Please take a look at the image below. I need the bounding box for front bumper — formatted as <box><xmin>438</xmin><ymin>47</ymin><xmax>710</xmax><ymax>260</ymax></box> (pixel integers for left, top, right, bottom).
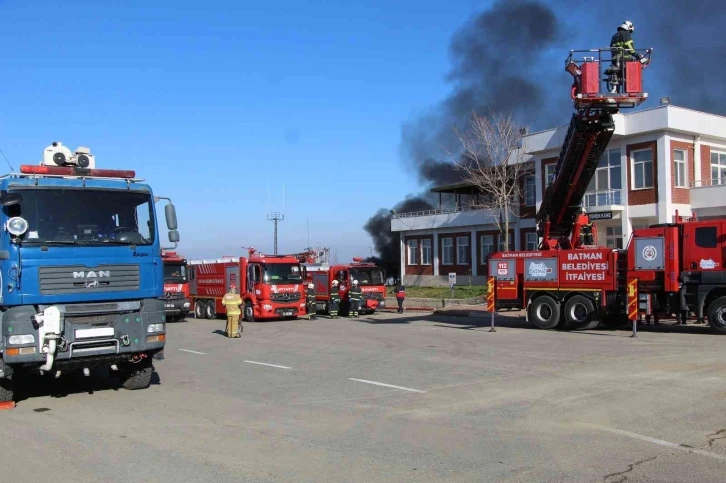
<box><xmin>161</xmin><ymin>297</ymin><xmax>191</xmax><ymax>315</ymax></box>
<box><xmin>1</xmin><ymin>299</ymin><xmax>166</xmax><ymax>369</ymax></box>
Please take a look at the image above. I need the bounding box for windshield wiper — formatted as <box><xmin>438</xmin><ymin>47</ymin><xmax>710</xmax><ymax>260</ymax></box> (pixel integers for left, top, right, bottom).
<box><xmin>38</xmin><ymin>240</ymin><xmax>81</xmax><ymax>246</ymax></box>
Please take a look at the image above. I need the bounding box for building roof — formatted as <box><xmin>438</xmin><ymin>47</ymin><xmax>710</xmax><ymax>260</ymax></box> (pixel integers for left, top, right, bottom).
<box><xmin>430</xmin><ymin>180</ymin><xmax>477</xmax><ymax>194</ymax></box>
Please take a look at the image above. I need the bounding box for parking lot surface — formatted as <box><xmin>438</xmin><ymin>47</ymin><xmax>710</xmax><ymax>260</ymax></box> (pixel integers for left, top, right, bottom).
<box><xmin>2</xmin><ymin>311</ymin><xmax>726</xmax><ymax>482</ymax></box>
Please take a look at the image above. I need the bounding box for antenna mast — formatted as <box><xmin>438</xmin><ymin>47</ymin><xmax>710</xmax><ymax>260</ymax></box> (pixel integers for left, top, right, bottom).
<box><xmin>267</xmin><ymin>185</ymin><xmax>285</xmax><ymax>255</ymax></box>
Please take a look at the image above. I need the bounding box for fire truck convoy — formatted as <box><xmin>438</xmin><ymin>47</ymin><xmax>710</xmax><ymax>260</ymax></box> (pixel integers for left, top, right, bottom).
<box><xmin>160</xmin><ymin>250</ymin><xmax>191</xmax><ymax>321</ymax></box>
<box><xmin>188</xmin><ymin>249</ymin><xmax>306</xmax><ymax>321</ymax></box>
<box><xmin>302</xmin><ymin>258</ymin><xmax>386</xmax><ymax>316</ymax></box>
<box><xmin>0</xmin><ymin>142</ymin><xmax>179</xmax><ymax>403</ymax></box>
<box><xmin>487</xmin><ymin>48</ymin><xmax>726</xmax><ymax>335</ymax></box>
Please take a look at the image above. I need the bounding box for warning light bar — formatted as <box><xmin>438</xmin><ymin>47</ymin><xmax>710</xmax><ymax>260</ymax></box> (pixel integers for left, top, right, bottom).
<box><xmin>19</xmin><ymin>165</ymin><xmax>136</xmax><ymax>178</ymax></box>
<box><xmin>352</xmin><ymin>257</ymin><xmax>364</xmax><ymax>263</ymax></box>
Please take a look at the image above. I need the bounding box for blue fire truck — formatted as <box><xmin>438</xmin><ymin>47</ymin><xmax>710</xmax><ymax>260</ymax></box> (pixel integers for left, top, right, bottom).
<box><xmin>0</xmin><ymin>142</ymin><xmax>179</xmax><ymax>403</ymax></box>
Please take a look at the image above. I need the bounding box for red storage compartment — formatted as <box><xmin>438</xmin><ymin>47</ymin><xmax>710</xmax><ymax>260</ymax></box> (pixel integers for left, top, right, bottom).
<box><xmin>625</xmin><ymin>61</ymin><xmax>642</xmax><ymax>93</ymax></box>
<box><xmin>580</xmin><ymin>61</ymin><xmax>600</xmax><ymax>95</ymax></box>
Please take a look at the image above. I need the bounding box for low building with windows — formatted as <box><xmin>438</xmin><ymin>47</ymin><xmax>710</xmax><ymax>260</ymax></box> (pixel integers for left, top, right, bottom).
<box><xmin>391</xmin><ymin>104</ymin><xmax>726</xmax><ymax>286</ymax></box>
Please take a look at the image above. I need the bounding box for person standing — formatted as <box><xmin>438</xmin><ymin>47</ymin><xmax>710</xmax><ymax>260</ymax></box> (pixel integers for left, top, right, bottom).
<box><xmin>392</xmin><ymin>284</ymin><xmax>406</xmax><ymax>314</ymax></box>
<box><xmin>221</xmin><ymin>284</ymin><xmax>243</xmax><ymax>338</ymax></box>
<box><xmin>329</xmin><ymin>279</ymin><xmax>340</xmax><ymax>318</ymax></box>
<box><xmin>306</xmin><ymin>282</ymin><xmax>317</xmax><ymax>320</ymax></box>
<box><xmin>348</xmin><ymin>280</ymin><xmax>361</xmax><ymax>318</ymax></box>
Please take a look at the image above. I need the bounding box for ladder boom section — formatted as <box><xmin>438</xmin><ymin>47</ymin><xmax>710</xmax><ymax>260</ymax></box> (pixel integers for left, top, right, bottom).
<box><xmin>536</xmin><ymin>111</ymin><xmax>615</xmax><ymax>243</ymax></box>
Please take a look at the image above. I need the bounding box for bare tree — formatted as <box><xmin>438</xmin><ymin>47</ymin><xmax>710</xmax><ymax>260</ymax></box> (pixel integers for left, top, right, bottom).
<box><xmin>454</xmin><ymin>110</ymin><xmax>532</xmax><ymax>252</ymax></box>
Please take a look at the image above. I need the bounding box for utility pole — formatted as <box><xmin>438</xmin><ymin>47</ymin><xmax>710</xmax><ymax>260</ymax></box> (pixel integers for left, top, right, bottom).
<box><xmin>267</xmin><ymin>212</ymin><xmax>284</xmax><ymax>255</ymax></box>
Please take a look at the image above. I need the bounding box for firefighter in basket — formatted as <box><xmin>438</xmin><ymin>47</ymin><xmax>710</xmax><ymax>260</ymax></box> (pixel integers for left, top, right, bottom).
<box><xmin>348</xmin><ymin>280</ymin><xmax>361</xmax><ymax>317</ymax></box>
<box><xmin>222</xmin><ymin>284</ymin><xmax>243</xmax><ymax>338</ymax></box>
<box><xmin>329</xmin><ymin>279</ymin><xmax>340</xmax><ymax>318</ymax></box>
<box><xmin>306</xmin><ymin>282</ymin><xmax>317</xmax><ymax>320</ymax></box>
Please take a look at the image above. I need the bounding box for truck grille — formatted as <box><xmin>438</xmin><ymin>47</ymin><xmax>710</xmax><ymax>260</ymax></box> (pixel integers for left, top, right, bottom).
<box><xmin>39</xmin><ymin>264</ymin><xmax>140</xmax><ymax>295</ymax></box>
<box><xmin>270</xmin><ymin>292</ymin><xmax>301</xmax><ymax>302</ymax></box>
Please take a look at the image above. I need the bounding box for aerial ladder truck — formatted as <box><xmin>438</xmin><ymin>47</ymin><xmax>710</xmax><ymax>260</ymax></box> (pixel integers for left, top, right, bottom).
<box><xmin>486</xmin><ymin>47</ymin><xmax>653</xmax><ymax>330</ymax></box>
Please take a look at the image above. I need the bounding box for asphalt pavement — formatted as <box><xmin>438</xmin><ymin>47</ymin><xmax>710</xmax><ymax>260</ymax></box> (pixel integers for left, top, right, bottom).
<box><xmin>2</xmin><ymin>311</ymin><xmax>726</xmax><ymax>482</ymax></box>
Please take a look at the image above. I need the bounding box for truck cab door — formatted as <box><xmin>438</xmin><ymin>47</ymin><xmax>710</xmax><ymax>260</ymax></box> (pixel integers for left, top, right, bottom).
<box><xmin>683</xmin><ymin>224</ymin><xmax>722</xmax><ymax>271</ymax></box>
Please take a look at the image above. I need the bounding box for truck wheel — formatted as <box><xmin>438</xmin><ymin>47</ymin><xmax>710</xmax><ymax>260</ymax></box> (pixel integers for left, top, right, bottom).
<box><xmin>120</xmin><ymin>360</ymin><xmax>153</xmax><ymax>390</ymax></box>
<box><xmin>565</xmin><ymin>295</ymin><xmax>598</xmax><ymax>330</ymax></box>
<box><xmin>707</xmin><ymin>296</ymin><xmax>726</xmax><ymax>335</ymax></box>
<box><xmin>530</xmin><ymin>295</ymin><xmax>560</xmax><ymax>329</ymax></box>
<box><xmin>205</xmin><ymin>300</ymin><xmax>216</xmax><ymax>319</ymax></box>
<box><xmin>0</xmin><ymin>377</ymin><xmax>14</xmax><ymax>403</ymax></box>
<box><xmin>194</xmin><ymin>301</ymin><xmax>204</xmax><ymax>319</ymax></box>
<box><xmin>244</xmin><ymin>301</ymin><xmax>255</xmax><ymax>322</ymax></box>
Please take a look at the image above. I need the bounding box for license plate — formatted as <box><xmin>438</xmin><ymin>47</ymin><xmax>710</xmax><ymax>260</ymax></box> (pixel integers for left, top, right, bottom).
<box><xmin>75</xmin><ymin>327</ymin><xmax>115</xmax><ymax>339</ymax></box>
<box><xmin>165</xmin><ymin>304</ymin><xmax>175</xmax><ymax>308</ymax></box>
<box><xmin>281</xmin><ymin>310</ymin><xmax>293</xmax><ymax>316</ymax></box>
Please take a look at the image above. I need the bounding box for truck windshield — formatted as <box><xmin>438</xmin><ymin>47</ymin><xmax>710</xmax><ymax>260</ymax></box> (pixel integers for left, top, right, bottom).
<box><xmin>164</xmin><ymin>263</ymin><xmax>187</xmax><ymax>282</ymax></box>
<box><xmin>263</xmin><ymin>263</ymin><xmax>303</xmax><ymax>284</ymax></box>
<box><xmin>350</xmin><ymin>267</ymin><xmax>384</xmax><ymax>286</ymax></box>
<box><xmin>10</xmin><ymin>187</ymin><xmax>155</xmax><ymax>246</ymax></box>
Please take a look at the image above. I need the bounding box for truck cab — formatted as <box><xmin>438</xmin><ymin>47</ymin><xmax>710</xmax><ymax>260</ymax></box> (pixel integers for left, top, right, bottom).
<box><xmin>161</xmin><ymin>250</ymin><xmax>191</xmax><ymax>321</ymax></box>
<box><xmin>0</xmin><ymin>142</ymin><xmax>179</xmax><ymax>404</ymax></box>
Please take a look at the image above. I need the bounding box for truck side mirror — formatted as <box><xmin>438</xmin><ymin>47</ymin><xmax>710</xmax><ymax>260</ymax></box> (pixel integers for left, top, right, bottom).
<box><xmin>165</xmin><ymin>203</ymin><xmax>178</xmax><ymax>230</ymax></box>
<box><xmin>168</xmin><ymin>230</ymin><xmax>180</xmax><ymax>243</ymax></box>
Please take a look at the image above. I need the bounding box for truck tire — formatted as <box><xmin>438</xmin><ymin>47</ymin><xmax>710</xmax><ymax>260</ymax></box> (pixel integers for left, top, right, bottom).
<box><xmin>205</xmin><ymin>300</ymin><xmax>216</xmax><ymax>319</ymax></box>
<box><xmin>530</xmin><ymin>295</ymin><xmax>560</xmax><ymax>329</ymax></box>
<box><xmin>194</xmin><ymin>300</ymin><xmax>204</xmax><ymax>319</ymax></box>
<box><xmin>707</xmin><ymin>296</ymin><xmax>726</xmax><ymax>335</ymax></box>
<box><xmin>0</xmin><ymin>377</ymin><xmax>14</xmax><ymax>403</ymax></box>
<box><xmin>120</xmin><ymin>360</ymin><xmax>153</xmax><ymax>390</ymax></box>
<box><xmin>564</xmin><ymin>295</ymin><xmax>599</xmax><ymax>330</ymax></box>
<box><xmin>244</xmin><ymin>301</ymin><xmax>255</xmax><ymax>322</ymax></box>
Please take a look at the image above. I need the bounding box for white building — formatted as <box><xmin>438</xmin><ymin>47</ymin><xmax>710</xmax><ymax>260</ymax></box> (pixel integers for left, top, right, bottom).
<box><xmin>391</xmin><ymin>104</ymin><xmax>726</xmax><ymax>286</ymax></box>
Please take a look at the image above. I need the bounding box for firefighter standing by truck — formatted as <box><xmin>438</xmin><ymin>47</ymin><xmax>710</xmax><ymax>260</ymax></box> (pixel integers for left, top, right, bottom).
<box><xmin>306</xmin><ymin>282</ymin><xmax>317</xmax><ymax>320</ymax></box>
<box><xmin>329</xmin><ymin>279</ymin><xmax>340</xmax><ymax>318</ymax></box>
<box><xmin>348</xmin><ymin>280</ymin><xmax>361</xmax><ymax>317</ymax></box>
<box><xmin>222</xmin><ymin>284</ymin><xmax>243</xmax><ymax>338</ymax></box>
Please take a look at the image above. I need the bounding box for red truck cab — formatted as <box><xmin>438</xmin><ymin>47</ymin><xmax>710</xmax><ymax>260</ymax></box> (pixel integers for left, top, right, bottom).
<box><xmin>303</xmin><ymin>258</ymin><xmax>385</xmax><ymax>316</ymax></box>
<box><xmin>161</xmin><ymin>250</ymin><xmax>191</xmax><ymax>321</ymax></box>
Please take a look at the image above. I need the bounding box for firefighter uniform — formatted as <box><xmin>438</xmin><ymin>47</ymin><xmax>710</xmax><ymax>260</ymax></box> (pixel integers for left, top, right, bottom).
<box><xmin>329</xmin><ymin>280</ymin><xmax>340</xmax><ymax>318</ymax></box>
<box><xmin>222</xmin><ymin>286</ymin><xmax>243</xmax><ymax>338</ymax></box>
<box><xmin>306</xmin><ymin>283</ymin><xmax>317</xmax><ymax>320</ymax></box>
<box><xmin>393</xmin><ymin>285</ymin><xmax>406</xmax><ymax>313</ymax></box>
<box><xmin>348</xmin><ymin>280</ymin><xmax>362</xmax><ymax>317</ymax></box>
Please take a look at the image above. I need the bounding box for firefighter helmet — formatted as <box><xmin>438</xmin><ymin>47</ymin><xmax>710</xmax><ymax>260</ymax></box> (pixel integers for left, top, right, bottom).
<box><xmin>332</xmin><ymin>280</ymin><xmax>339</xmax><ymax>286</ymax></box>
<box><xmin>308</xmin><ymin>283</ymin><xmax>314</xmax><ymax>289</ymax></box>
<box><xmin>352</xmin><ymin>280</ymin><xmax>359</xmax><ymax>285</ymax></box>
<box><xmin>620</xmin><ymin>20</ymin><xmax>634</xmax><ymax>32</ymax></box>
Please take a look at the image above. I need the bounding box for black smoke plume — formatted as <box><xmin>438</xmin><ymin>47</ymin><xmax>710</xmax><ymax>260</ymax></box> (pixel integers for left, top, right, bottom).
<box><xmin>366</xmin><ymin>0</ymin><xmax>726</xmax><ymax>275</ymax></box>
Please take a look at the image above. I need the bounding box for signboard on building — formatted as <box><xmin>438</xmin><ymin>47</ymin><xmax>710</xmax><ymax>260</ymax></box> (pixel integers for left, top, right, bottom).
<box><xmin>588</xmin><ymin>211</ymin><xmax>613</xmax><ymax>220</ymax></box>
<box><xmin>448</xmin><ymin>273</ymin><xmax>456</xmax><ymax>285</ymax></box>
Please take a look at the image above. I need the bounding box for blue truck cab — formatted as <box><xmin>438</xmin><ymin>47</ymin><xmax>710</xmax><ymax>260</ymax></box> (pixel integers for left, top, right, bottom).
<box><xmin>0</xmin><ymin>142</ymin><xmax>179</xmax><ymax>403</ymax></box>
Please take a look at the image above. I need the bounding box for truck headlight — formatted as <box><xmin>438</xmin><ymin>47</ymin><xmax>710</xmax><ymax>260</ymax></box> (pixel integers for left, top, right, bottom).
<box><xmin>183</xmin><ymin>301</ymin><xmax>190</xmax><ymax>308</ymax></box>
<box><xmin>7</xmin><ymin>216</ymin><xmax>29</xmax><ymax>237</ymax></box>
<box><xmin>147</xmin><ymin>323</ymin><xmax>165</xmax><ymax>333</ymax></box>
<box><xmin>8</xmin><ymin>334</ymin><xmax>35</xmax><ymax>345</ymax></box>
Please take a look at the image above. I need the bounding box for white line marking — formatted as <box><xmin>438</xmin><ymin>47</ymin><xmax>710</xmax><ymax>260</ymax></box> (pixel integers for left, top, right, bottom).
<box><xmin>581</xmin><ymin>423</ymin><xmax>726</xmax><ymax>462</ymax></box>
<box><xmin>348</xmin><ymin>378</ymin><xmax>426</xmax><ymax>393</ymax></box>
<box><xmin>243</xmin><ymin>360</ymin><xmax>292</xmax><ymax>370</ymax></box>
<box><xmin>178</xmin><ymin>349</ymin><xmax>207</xmax><ymax>355</ymax></box>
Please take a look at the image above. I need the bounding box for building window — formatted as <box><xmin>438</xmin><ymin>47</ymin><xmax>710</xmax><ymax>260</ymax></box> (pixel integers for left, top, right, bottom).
<box><xmin>442</xmin><ymin>237</ymin><xmax>454</xmax><ymax>265</ymax></box>
<box><xmin>695</xmin><ymin>226</ymin><xmax>717</xmax><ymax>248</ymax></box>
<box><xmin>525</xmin><ymin>232</ymin><xmax>538</xmax><ymax>251</ymax></box>
<box><xmin>674</xmin><ymin>149</ymin><xmax>687</xmax><ymax>188</ymax></box>
<box><xmin>711</xmin><ymin>151</ymin><xmax>726</xmax><ymax>186</ymax></box>
<box><xmin>631</xmin><ymin>148</ymin><xmax>654</xmax><ymax>189</ymax></box>
<box><xmin>606</xmin><ymin>226</ymin><xmax>623</xmax><ymax>249</ymax></box>
<box><xmin>457</xmin><ymin>236</ymin><xmax>470</xmax><ymax>264</ymax></box>
<box><xmin>480</xmin><ymin>234</ymin><xmax>494</xmax><ymax>263</ymax></box>
<box><xmin>421</xmin><ymin>239</ymin><xmax>432</xmax><ymax>265</ymax></box>
<box><xmin>586</xmin><ymin>149</ymin><xmax>622</xmax><ymax>205</ymax></box>
<box><xmin>545</xmin><ymin>164</ymin><xmax>556</xmax><ymax>187</ymax></box>
<box><xmin>523</xmin><ymin>175</ymin><xmax>536</xmax><ymax>206</ymax></box>
<box><xmin>498</xmin><ymin>233</ymin><xmax>514</xmax><ymax>251</ymax></box>
<box><xmin>407</xmin><ymin>239</ymin><xmax>418</xmax><ymax>265</ymax></box>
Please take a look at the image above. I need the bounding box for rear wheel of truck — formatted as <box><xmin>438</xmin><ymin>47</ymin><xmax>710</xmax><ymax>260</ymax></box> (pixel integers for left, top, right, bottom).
<box><xmin>244</xmin><ymin>301</ymin><xmax>255</xmax><ymax>322</ymax></box>
<box><xmin>564</xmin><ymin>295</ymin><xmax>599</xmax><ymax>330</ymax></box>
<box><xmin>530</xmin><ymin>295</ymin><xmax>560</xmax><ymax>330</ymax></box>
<box><xmin>0</xmin><ymin>377</ymin><xmax>14</xmax><ymax>403</ymax></box>
<box><xmin>205</xmin><ymin>300</ymin><xmax>216</xmax><ymax>319</ymax></box>
<box><xmin>707</xmin><ymin>297</ymin><xmax>726</xmax><ymax>335</ymax></box>
<box><xmin>194</xmin><ymin>301</ymin><xmax>204</xmax><ymax>319</ymax></box>
<box><xmin>120</xmin><ymin>359</ymin><xmax>153</xmax><ymax>390</ymax></box>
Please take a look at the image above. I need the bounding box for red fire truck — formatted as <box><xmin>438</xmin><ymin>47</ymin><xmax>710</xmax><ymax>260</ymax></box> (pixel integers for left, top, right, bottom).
<box><xmin>188</xmin><ymin>248</ymin><xmax>306</xmax><ymax>321</ymax></box>
<box><xmin>486</xmin><ymin>47</ymin><xmax>726</xmax><ymax>335</ymax></box>
<box><xmin>302</xmin><ymin>258</ymin><xmax>386</xmax><ymax>316</ymax></box>
<box><xmin>160</xmin><ymin>250</ymin><xmax>191</xmax><ymax>321</ymax></box>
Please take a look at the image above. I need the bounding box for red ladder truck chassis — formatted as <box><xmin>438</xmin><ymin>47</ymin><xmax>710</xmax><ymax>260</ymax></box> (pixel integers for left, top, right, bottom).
<box><xmin>188</xmin><ymin>250</ymin><xmax>306</xmax><ymax>322</ymax></box>
<box><xmin>160</xmin><ymin>250</ymin><xmax>191</xmax><ymax>321</ymax></box>
<box><xmin>302</xmin><ymin>258</ymin><xmax>386</xmax><ymax>316</ymax></box>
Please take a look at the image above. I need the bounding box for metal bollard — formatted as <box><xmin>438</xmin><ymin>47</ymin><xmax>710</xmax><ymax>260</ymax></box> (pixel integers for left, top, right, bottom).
<box><xmin>631</xmin><ymin>316</ymin><xmax>638</xmax><ymax>338</ymax></box>
<box><xmin>489</xmin><ymin>311</ymin><xmax>496</xmax><ymax>332</ymax></box>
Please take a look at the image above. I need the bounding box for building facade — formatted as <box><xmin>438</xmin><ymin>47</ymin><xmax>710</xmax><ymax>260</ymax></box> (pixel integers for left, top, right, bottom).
<box><xmin>391</xmin><ymin>104</ymin><xmax>726</xmax><ymax>286</ymax></box>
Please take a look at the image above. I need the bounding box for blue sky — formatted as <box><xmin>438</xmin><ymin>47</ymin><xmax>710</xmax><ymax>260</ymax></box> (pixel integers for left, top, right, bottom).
<box><xmin>0</xmin><ymin>0</ymin><xmax>488</xmax><ymax>262</ymax></box>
